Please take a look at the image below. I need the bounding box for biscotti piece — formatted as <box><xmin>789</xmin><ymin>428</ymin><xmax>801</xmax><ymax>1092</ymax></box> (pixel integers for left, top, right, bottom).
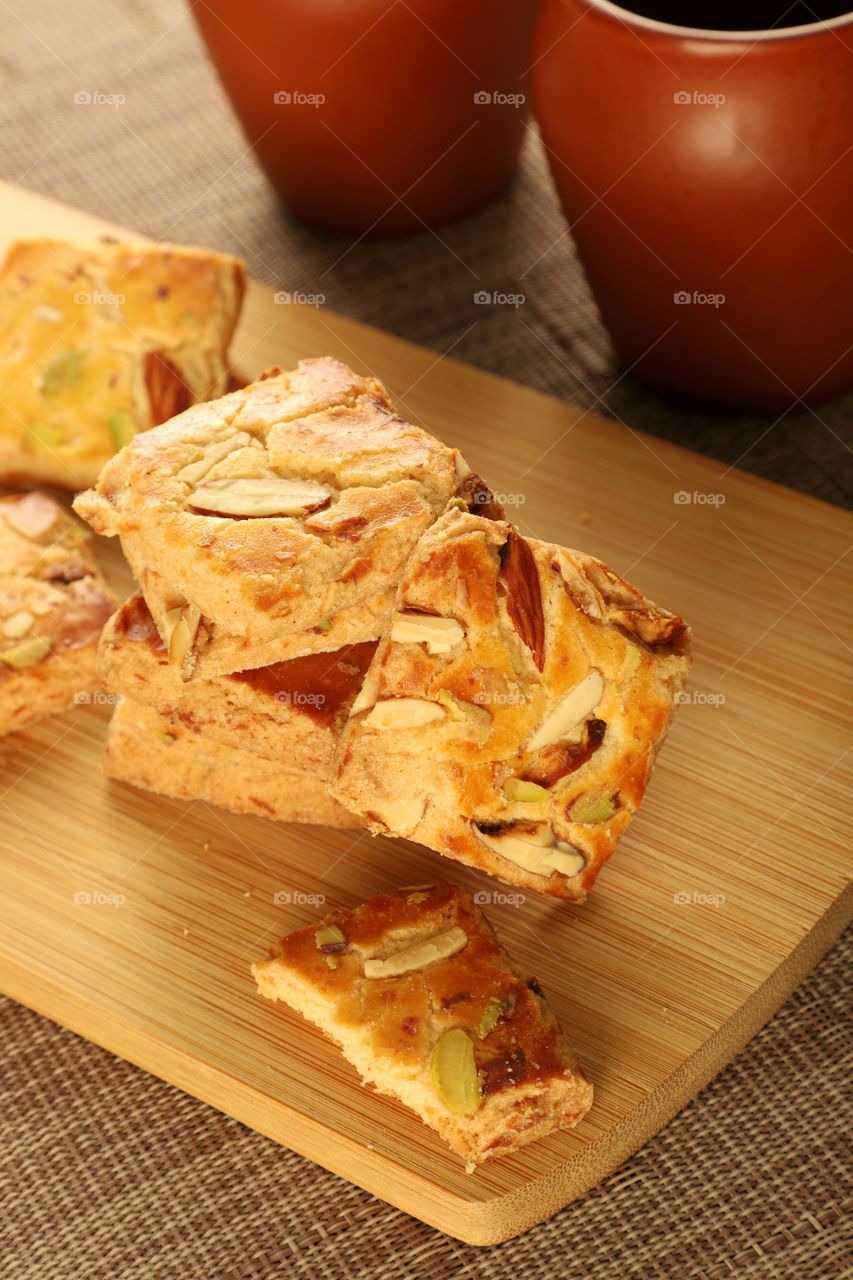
<box><xmin>252</xmin><ymin>882</ymin><xmax>593</xmax><ymax>1169</ymax></box>
<box><xmin>331</xmin><ymin>509</ymin><xmax>691</xmax><ymax>902</ymax></box>
<box><xmin>0</xmin><ymin>492</ymin><xmax>117</xmax><ymax>736</ymax></box>
<box><xmin>104</xmin><ymin>697</ymin><xmax>361</xmax><ymax>828</ymax></box>
<box><xmin>0</xmin><ymin>238</ymin><xmax>245</xmax><ymax>489</ymax></box>
<box><xmin>73</xmin><ymin>357</ymin><xmax>501</xmax><ymax>665</ymax></box>
<box><xmin>99</xmin><ymin>594</ymin><xmax>377</xmax><ymax>767</ymax></box>
<box><xmin>137</xmin><ymin>564</ymin><xmax>395</xmax><ymax>681</ymax></box>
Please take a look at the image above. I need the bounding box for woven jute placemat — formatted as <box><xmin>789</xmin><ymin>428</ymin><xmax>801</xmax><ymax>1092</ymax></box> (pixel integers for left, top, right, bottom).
<box><xmin>2</xmin><ymin>929</ymin><xmax>850</xmax><ymax>1279</ymax></box>
<box><xmin>0</xmin><ymin>2</ymin><xmax>850</xmax><ymax>1276</ymax></box>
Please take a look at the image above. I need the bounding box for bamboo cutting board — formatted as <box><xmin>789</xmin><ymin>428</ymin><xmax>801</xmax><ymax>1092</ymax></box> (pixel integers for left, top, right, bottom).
<box><xmin>1</xmin><ymin>183</ymin><xmax>851</xmax><ymax>1245</ymax></box>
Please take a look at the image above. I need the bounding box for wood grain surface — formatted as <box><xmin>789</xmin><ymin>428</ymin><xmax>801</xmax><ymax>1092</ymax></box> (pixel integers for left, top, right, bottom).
<box><xmin>1</xmin><ymin>183</ymin><xmax>850</xmax><ymax>1244</ymax></box>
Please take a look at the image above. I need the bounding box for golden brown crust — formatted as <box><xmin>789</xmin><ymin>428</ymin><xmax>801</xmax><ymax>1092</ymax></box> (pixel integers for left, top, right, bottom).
<box><xmin>252</xmin><ymin>883</ymin><xmax>593</xmax><ymax>1167</ymax></box>
<box><xmin>330</xmin><ymin>510</ymin><xmax>691</xmax><ymax>901</ymax></box>
<box><xmin>0</xmin><ymin>238</ymin><xmax>245</xmax><ymax>489</ymax></box>
<box><xmin>73</xmin><ymin>358</ymin><xmax>502</xmax><ymax>660</ymax></box>
<box><xmin>0</xmin><ymin>492</ymin><xmax>117</xmax><ymax>735</ymax></box>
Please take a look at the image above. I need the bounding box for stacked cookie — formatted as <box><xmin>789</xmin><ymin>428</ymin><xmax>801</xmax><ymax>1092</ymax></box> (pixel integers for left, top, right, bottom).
<box><xmin>75</xmin><ymin>355</ymin><xmax>691</xmax><ymax>902</ymax></box>
<box><xmin>74</xmin><ymin>357</ymin><xmax>500</xmax><ymax>828</ymax></box>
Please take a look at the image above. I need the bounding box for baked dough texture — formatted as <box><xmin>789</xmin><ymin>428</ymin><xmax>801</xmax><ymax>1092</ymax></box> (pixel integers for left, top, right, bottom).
<box><xmin>0</xmin><ymin>238</ymin><xmax>245</xmax><ymax>489</ymax></box>
<box><xmin>73</xmin><ymin>357</ymin><xmax>501</xmax><ymax>671</ymax></box>
<box><xmin>0</xmin><ymin>492</ymin><xmax>117</xmax><ymax>736</ymax></box>
<box><xmin>330</xmin><ymin>509</ymin><xmax>691</xmax><ymax>901</ymax></box>
<box><xmin>252</xmin><ymin>882</ymin><xmax>593</xmax><ymax>1169</ymax></box>
<box><xmin>104</xmin><ymin>696</ymin><xmax>361</xmax><ymax>828</ymax></box>
<box><xmin>99</xmin><ymin>594</ymin><xmax>377</xmax><ymax>769</ymax></box>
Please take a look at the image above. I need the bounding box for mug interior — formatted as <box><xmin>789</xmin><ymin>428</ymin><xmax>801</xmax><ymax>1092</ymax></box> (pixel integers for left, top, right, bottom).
<box><xmin>586</xmin><ymin>0</ymin><xmax>853</xmax><ymax>39</ymax></box>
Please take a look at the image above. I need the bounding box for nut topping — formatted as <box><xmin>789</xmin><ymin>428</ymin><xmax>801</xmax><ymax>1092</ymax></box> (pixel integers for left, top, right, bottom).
<box><xmin>525</xmin><ymin>671</ymin><xmax>604</xmax><ymax>754</ymax></box>
<box><xmin>391</xmin><ymin>612</ymin><xmax>464</xmax><ymax>654</ymax></box>
<box><xmin>363</xmin><ymin>925</ymin><xmax>468</xmax><ymax>979</ymax></box>
<box><xmin>176</xmin><ymin>434</ymin><xmax>251</xmax><ymax>486</ymax></box>
<box><xmin>0</xmin><ymin>635</ymin><xmax>51</xmax><ymax>668</ymax></box>
<box><xmin>188</xmin><ymin>476</ymin><xmax>333</xmax><ymax>518</ymax></box>
<box><xmin>473</xmin><ymin>822</ymin><xmax>586</xmax><ymax>878</ymax></box>
<box><xmin>499</xmin><ymin>530</ymin><xmax>545</xmax><ymax>670</ymax></box>
<box><xmin>362</xmin><ymin>697</ymin><xmax>445</xmax><ymax>729</ymax></box>
<box><xmin>430</xmin><ymin>1028</ymin><xmax>482</xmax><ymax>1116</ymax></box>
<box><xmin>144</xmin><ymin>350</ymin><xmax>193</xmax><ymax>424</ymax></box>
<box><xmin>163</xmin><ymin>603</ymin><xmax>201</xmax><ymax>672</ymax></box>
<box><xmin>2</xmin><ymin>610</ymin><xmax>34</xmax><ymax>639</ymax></box>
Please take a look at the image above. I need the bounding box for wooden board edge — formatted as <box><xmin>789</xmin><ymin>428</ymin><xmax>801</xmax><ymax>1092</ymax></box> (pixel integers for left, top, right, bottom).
<box><xmin>2</xmin><ymin>880</ymin><xmax>849</xmax><ymax>1245</ymax></box>
<box><xmin>461</xmin><ymin>879</ymin><xmax>853</xmax><ymax>1244</ymax></box>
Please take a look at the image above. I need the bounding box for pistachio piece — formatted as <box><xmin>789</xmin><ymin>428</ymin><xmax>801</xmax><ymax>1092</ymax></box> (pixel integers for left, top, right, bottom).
<box><xmin>525</xmin><ymin>671</ymin><xmax>604</xmax><ymax>753</ymax></box>
<box><xmin>362</xmin><ymin>698</ymin><xmax>445</xmax><ymax>729</ymax></box>
<box><xmin>40</xmin><ymin>350</ymin><xmax>82</xmax><ymax>395</ymax></box>
<box><xmin>188</xmin><ymin>476</ymin><xmax>332</xmax><ymax>518</ymax></box>
<box><xmin>364</xmin><ymin>926</ymin><xmax>468</xmax><ymax>979</ymax></box>
<box><xmin>0</xmin><ymin>635</ymin><xmax>50</xmax><ymax>667</ymax></box>
<box><xmin>391</xmin><ymin>612</ymin><xmax>464</xmax><ymax>654</ymax></box>
<box><xmin>406</xmin><ymin>891</ymin><xmax>430</xmax><ymax>905</ymax></box>
<box><xmin>314</xmin><ymin>924</ymin><xmax>348</xmax><ymax>954</ymax></box>
<box><xmin>437</xmin><ymin>688</ymin><xmax>465</xmax><ymax>720</ymax></box>
<box><xmin>502</xmin><ymin>777</ymin><xmax>549</xmax><ymax>804</ymax></box>
<box><xmin>107</xmin><ymin>410</ymin><xmax>136</xmax><ymax>450</ymax></box>
<box><xmin>24</xmin><ymin>421</ymin><xmax>63</xmax><ymax>451</ymax></box>
<box><xmin>477</xmin><ymin>997</ymin><xmax>503</xmax><ymax>1040</ymax></box>
<box><xmin>430</xmin><ymin>1028</ymin><xmax>482</xmax><ymax>1116</ymax></box>
<box><xmin>571</xmin><ymin>789</ymin><xmax>617</xmax><ymax>824</ymax></box>
<box><xmin>474</xmin><ymin>822</ymin><xmax>586</xmax><ymax>878</ymax></box>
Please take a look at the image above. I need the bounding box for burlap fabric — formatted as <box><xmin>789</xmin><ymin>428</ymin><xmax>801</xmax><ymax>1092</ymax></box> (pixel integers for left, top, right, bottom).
<box><xmin>0</xmin><ymin>2</ymin><xmax>850</xmax><ymax>1275</ymax></box>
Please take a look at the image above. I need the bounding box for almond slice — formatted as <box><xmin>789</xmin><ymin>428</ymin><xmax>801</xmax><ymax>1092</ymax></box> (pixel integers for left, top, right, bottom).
<box><xmin>350</xmin><ymin>663</ymin><xmax>381</xmax><ymax>716</ymax></box>
<box><xmin>474</xmin><ymin>823</ymin><xmax>586</xmax><ymax>878</ymax></box>
<box><xmin>363</xmin><ymin>926</ymin><xmax>468</xmax><ymax>979</ymax></box>
<box><xmin>188</xmin><ymin>476</ymin><xmax>332</xmax><ymax>518</ymax></box>
<box><xmin>391</xmin><ymin>612</ymin><xmax>465</xmax><ymax>654</ymax></box>
<box><xmin>176</xmin><ymin>434</ymin><xmax>252</xmax><ymax>485</ymax></box>
<box><xmin>3</xmin><ymin>610</ymin><xmax>35</xmax><ymax>639</ymax></box>
<box><xmin>525</xmin><ymin>671</ymin><xmax>604</xmax><ymax>754</ymax></box>
<box><xmin>362</xmin><ymin>698</ymin><xmax>445</xmax><ymax>729</ymax></box>
<box><xmin>366</xmin><ymin>794</ymin><xmax>426</xmax><ymax>832</ymax></box>
<box><xmin>163</xmin><ymin>603</ymin><xmax>201</xmax><ymax>672</ymax></box>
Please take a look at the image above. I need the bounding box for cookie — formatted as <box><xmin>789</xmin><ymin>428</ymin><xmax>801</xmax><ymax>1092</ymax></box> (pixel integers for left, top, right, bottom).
<box><xmin>330</xmin><ymin>509</ymin><xmax>691</xmax><ymax>901</ymax></box>
<box><xmin>99</xmin><ymin>594</ymin><xmax>377</xmax><ymax>767</ymax></box>
<box><xmin>103</xmin><ymin>696</ymin><xmax>361</xmax><ymax>828</ymax></box>
<box><xmin>0</xmin><ymin>492</ymin><xmax>117</xmax><ymax>736</ymax></box>
<box><xmin>73</xmin><ymin>358</ymin><xmax>501</xmax><ymax>669</ymax></box>
<box><xmin>0</xmin><ymin>238</ymin><xmax>245</xmax><ymax>489</ymax></box>
<box><xmin>252</xmin><ymin>882</ymin><xmax>593</xmax><ymax>1170</ymax></box>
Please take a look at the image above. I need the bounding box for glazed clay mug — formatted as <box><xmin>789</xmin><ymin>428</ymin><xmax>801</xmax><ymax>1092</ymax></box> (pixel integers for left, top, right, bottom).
<box><xmin>531</xmin><ymin>1</ymin><xmax>853</xmax><ymax>411</ymax></box>
<box><xmin>192</xmin><ymin>0</ymin><xmax>539</xmax><ymax>235</ymax></box>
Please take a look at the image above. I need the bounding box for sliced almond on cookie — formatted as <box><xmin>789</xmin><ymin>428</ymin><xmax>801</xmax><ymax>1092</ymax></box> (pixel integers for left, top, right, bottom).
<box><xmin>391</xmin><ymin>612</ymin><xmax>464</xmax><ymax>654</ymax></box>
<box><xmin>525</xmin><ymin>671</ymin><xmax>604</xmax><ymax>754</ymax></box>
<box><xmin>187</xmin><ymin>476</ymin><xmax>332</xmax><ymax>518</ymax></box>
<box><xmin>363</xmin><ymin>926</ymin><xmax>468</xmax><ymax>978</ymax></box>
<box><xmin>362</xmin><ymin>698</ymin><xmax>445</xmax><ymax>729</ymax></box>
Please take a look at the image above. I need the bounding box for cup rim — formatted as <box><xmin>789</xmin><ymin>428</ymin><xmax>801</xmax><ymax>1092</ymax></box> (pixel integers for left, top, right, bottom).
<box><xmin>585</xmin><ymin>0</ymin><xmax>853</xmax><ymax>41</ymax></box>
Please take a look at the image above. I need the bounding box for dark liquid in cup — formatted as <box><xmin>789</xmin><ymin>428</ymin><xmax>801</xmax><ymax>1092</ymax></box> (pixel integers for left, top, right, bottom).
<box><xmin>621</xmin><ymin>1</ymin><xmax>851</xmax><ymax>28</ymax></box>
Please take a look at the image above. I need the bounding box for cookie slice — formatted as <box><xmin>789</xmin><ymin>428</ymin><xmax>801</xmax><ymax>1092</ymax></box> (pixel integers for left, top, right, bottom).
<box><xmin>99</xmin><ymin>594</ymin><xmax>377</xmax><ymax>767</ymax></box>
<box><xmin>104</xmin><ymin>697</ymin><xmax>361</xmax><ymax>828</ymax></box>
<box><xmin>330</xmin><ymin>509</ymin><xmax>691</xmax><ymax>901</ymax></box>
<box><xmin>252</xmin><ymin>882</ymin><xmax>593</xmax><ymax>1170</ymax></box>
<box><xmin>0</xmin><ymin>238</ymin><xmax>245</xmax><ymax>489</ymax></box>
<box><xmin>73</xmin><ymin>358</ymin><xmax>500</xmax><ymax>664</ymax></box>
<box><xmin>0</xmin><ymin>492</ymin><xmax>117</xmax><ymax>736</ymax></box>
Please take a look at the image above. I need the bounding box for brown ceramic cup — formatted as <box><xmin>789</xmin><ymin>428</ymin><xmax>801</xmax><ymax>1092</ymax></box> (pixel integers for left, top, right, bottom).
<box><xmin>191</xmin><ymin>0</ymin><xmax>539</xmax><ymax>236</ymax></box>
<box><xmin>530</xmin><ymin>1</ymin><xmax>853</xmax><ymax>411</ymax></box>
